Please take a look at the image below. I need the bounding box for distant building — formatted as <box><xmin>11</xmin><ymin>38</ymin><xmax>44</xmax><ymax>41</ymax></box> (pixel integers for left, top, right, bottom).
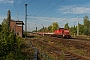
<box><xmin>10</xmin><ymin>20</ymin><xmax>24</xmax><ymax>37</ymax></box>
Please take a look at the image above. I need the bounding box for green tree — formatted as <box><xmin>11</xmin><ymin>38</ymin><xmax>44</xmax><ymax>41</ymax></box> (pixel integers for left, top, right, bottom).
<box><xmin>7</xmin><ymin>10</ymin><xmax>11</xmax><ymax>32</ymax></box>
<box><xmin>64</xmin><ymin>23</ymin><xmax>69</xmax><ymax>29</ymax></box>
<box><xmin>0</xmin><ymin>10</ymin><xmax>25</xmax><ymax>60</ymax></box>
<box><xmin>0</xmin><ymin>24</ymin><xmax>2</xmax><ymax>32</ymax></box>
<box><xmin>69</xmin><ymin>25</ymin><xmax>77</xmax><ymax>35</ymax></box>
<box><xmin>2</xmin><ymin>18</ymin><xmax>8</xmax><ymax>32</ymax></box>
<box><xmin>48</xmin><ymin>25</ymin><xmax>52</xmax><ymax>32</ymax></box>
<box><xmin>83</xmin><ymin>15</ymin><xmax>89</xmax><ymax>29</ymax></box>
<box><xmin>83</xmin><ymin>15</ymin><xmax>90</xmax><ymax>35</ymax></box>
<box><xmin>44</xmin><ymin>27</ymin><xmax>48</xmax><ymax>32</ymax></box>
<box><xmin>37</xmin><ymin>22</ymin><xmax>59</xmax><ymax>33</ymax></box>
<box><xmin>52</xmin><ymin>22</ymin><xmax>59</xmax><ymax>31</ymax></box>
<box><xmin>78</xmin><ymin>24</ymin><xmax>84</xmax><ymax>35</ymax></box>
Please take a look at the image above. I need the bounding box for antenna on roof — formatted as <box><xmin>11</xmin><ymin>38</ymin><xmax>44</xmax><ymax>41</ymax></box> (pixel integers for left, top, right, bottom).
<box><xmin>16</xmin><ymin>11</ymin><xmax>19</xmax><ymax>21</ymax></box>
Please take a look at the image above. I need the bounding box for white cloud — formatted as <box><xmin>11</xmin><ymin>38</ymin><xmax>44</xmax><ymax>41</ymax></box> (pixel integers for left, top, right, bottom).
<box><xmin>0</xmin><ymin>0</ymin><xmax>14</xmax><ymax>4</ymax></box>
<box><xmin>59</xmin><ymin>5</ymin><xmax>90</xmax><ymax>14</ymax></box>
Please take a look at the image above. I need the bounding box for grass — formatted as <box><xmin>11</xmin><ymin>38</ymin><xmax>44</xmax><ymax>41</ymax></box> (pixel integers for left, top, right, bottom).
<box><xmin>21</xmin><ymin>40</ymin><xmax>35</xmax><ymax>60</ymax></box>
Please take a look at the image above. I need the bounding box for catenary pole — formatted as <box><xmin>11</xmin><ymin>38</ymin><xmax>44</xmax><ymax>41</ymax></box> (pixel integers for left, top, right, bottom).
<box><xmin>25</xmin><ymin>4</ymin><xmax>27</xmax><ymax>39</ymax></box>
<box><xmin>77</xmin><ymin>15</ymin><xmax>79</xmax><ymax>36</ymax></box>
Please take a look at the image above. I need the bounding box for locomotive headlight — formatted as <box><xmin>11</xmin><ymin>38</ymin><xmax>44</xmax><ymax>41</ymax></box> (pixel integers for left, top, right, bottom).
<box><xmin>63</xmin><ymin>35</ymin><xmax>65</xmax><ymax>37</ymax></box>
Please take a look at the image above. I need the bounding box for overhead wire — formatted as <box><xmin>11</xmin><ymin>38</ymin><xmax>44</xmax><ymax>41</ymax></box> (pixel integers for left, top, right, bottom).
<box><xmin>40</xmin><ymin>0</ymin><xmax>65</xmax><ymax>17</ymax></box>
<box><xmin>29</xmin><ymin>0</ymin><xmax>65</xmax><ymax>24</ymax></box>
<box><xmin>16</xmin><ymin>0</ymin><xmax>35</xmax><ymax>20</ymax></box>
<box><xmin>27</xmin><ymin>0</ymin><xmax>35</xmax><ymax>5</ymax></box>
<box><xmin>16</xmin><ymin>0</ymin><xmax>25</xmax><ymax>13</ymax></box>
<box><xmin>16</xmin><ymin>0</ymin><xmax>35</xmax><ymax>12</ymax></box>
<box><xmin>31</xmin><ymin>0</ymin><xmax>65</xmax><ymax>22</ymax></box>
<box><xmin>17</xmin><ymin>0</ymin><xmax>25</xmax><ymax>7</ymax></box>
<box><xmin>28</xmin><ymin>0</ymin><xmax>52</xmax><ymax>22</ymax></box>
<box><xmin>35</xmin><ymin>0</ymin><xmax>52</xmax><ymax>15</ymax></box>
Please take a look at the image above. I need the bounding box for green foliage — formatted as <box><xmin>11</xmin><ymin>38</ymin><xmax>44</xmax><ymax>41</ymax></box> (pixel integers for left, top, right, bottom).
<box><xmin>52</xmin><ymin>22</ymin><xmax>59</xmax><ymax>32</ymax></box>
<box><xmin>69</xmin><ymin>26</ymin><xmax>77</xmax><ymax>35</ymax></box>
<box><xmin>2</xmin><ymin>18</ymin><xmax>8</xmax><ymax>32</ymax></box>
<box><xmin>44</xmin><ymin>27</ymin><xmax>48</xmax><ymax>32</ymax></box>
<box><xmin>38</xmin><ymin>27</ymin><xmax>44</xmax><ymax>32</ymax></box>
<box><xmin>0</xmin><ymin>18</ymin><xmax>25</xmax><ymax>60</ymax></box>
<box><xmin>38</xmin><ymin>22</ymin><xmax>59</xmax><ymax>33</ymax></box>
<box><xmin>84</xmin><ymin>29</ymin><xmax>90</xmax><ymax>36</ymax></box>
<box><xmin>78</xmin><ymin>24</ymin><xmax>84</xmax><ymax>35</ymax></box>
<box><xmin>70</xmin><ymin>15</ymin><xmax>90</xmax><ymax>36</ymax></box>
<box><xmin>0</xmin><ymin>30</ymin><xmax>25</xmax><ymax>60</ymax></box>
<box><xmin>64</xmin><ymin>23</ymin><xmax>69</xmax><ymax>29</ymax></box>
<box><xmin>0</xmin><ymin>24</ymin><xmax>2</xmax><ymax>32</ymax></box>
<box><xmin>0</xmin><ymin>10</ymin><xmax>26</xmax><ymax>60</ymax></box>
<box><xmin>83</xmin><ymin>15</ymin><xmax>90</xmax><ymax>35</ymax></box>
<box><xmin>48</xmin><ymin>25</ymin><xmax>52</xmax><ymax>32</ymax></box>
<box><xmin>83</xmin><ymin>15</ymin><xmax>89</xmax><ymax>29</ymax></box>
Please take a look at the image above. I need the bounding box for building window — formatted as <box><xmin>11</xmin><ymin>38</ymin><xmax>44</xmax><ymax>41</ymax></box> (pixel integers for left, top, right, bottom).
<box><xmin>17</xmin><ymin>32</ymin><xmax>19</xmax><ymax>35</ymax></box>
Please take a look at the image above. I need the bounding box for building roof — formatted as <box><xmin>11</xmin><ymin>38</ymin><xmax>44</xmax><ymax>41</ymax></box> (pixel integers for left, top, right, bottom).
<box><xmin>11</xmin><ymin>20</ymin><xmax>24</xmax><ymax>25</ymax></box>
<box><xmin>16</xmin><ymin>21</ymin><xmax>24</xmax><ymax>25</ymax></box>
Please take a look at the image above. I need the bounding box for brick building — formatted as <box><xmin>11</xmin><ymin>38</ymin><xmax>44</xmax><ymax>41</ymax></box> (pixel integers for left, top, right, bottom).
<box><xmin>10</xmin><ymin>20</ymin><xmax>24</xmax><ymax>37</ymax></box>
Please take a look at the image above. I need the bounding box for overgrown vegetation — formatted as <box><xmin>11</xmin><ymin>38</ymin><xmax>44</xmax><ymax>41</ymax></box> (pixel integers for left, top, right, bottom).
<box><xmin>0</xmin><ymin>27</ymin><xmax>26</xmax><ymax>60</ymax></box>
<box><xmin>0</xmin><ymin>10</ymin><xmax>26</xmax><ymax>60</ymax></box>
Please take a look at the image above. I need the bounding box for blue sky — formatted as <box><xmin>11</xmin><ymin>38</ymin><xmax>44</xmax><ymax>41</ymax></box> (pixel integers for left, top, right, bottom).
<box><xmin>0</xmin><ymin>0</ymin><xmax>90</xmax><ymax>31</ymax></box>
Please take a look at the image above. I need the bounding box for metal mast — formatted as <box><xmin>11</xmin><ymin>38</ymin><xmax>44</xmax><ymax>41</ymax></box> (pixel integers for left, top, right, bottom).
<box><xmin>25</xmin><ymin>4</ymin><xmax>27</xmax><ymax>38</ymax></box>
<box><xmin>77</xmin><ymin>15</ymin><xmax>79</xmax><ymax>36</ymax></box>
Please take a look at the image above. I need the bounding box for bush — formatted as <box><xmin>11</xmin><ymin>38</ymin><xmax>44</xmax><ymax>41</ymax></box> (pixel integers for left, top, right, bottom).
<box><xmin>0</xmin><ymin>31</ymin><xmax>26</xmax><ymax>60</ymax></box>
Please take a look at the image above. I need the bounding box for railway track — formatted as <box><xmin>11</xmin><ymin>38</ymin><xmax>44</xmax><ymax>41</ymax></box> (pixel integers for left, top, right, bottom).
<box><xmin>43</xmin><ymin>36</ymin><xmax>90</xmax><ymax>57</ymax></box>
<box><xmin>30</xmin><ymin>38</ymin><xmax>89</xmax><ymax>60</ymax></box>
<box><xmin>44</xmin><ymin>35</ymin><xmax>90</xmax><ymax>50</ymax></box>
<box><xmin>27</xmin><ymin>34</ymin><xmax>90</xmax><ymax>59</ymax></box>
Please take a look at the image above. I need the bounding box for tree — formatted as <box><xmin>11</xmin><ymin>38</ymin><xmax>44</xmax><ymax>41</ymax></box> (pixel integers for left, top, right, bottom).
<box><xmin>83</xmin><ymin>15</ymin><xmax>90</xmax><ymax>35</ymax></box>
<box><xmin>83</xmin><ymin>15</ymin><xmax>89</xmax><ymax>29</ymax></box>
<box><xmin>69</xmin><ymin>25</ymin><xmax>77</xmax><ymax>35</ymax></box>
<box><xmin>0</xmin><ymin>24</ymin><xmax>2</xmax><ymax>32</ymax></box>
<box><xmin>47</xmin><ymin>22</ymin><xmax>59</xmax><ymax>32</ymax></box>
<box><xmin>64</xmin><ymin>23</ymin><xmax>69</xmax><ymax>29</ymax></box>
<box><xmin>2</xmin><ymin>18</ymin><xmax>8</xmax><ymax>32</ymax></box>
<box><xmin>78</xmin><ymin>24</ymin><xmax>84</xmax><ymax>35</ymax></box>
<box><xmin>44</xmin><ymin>27</ymin><xmax>48</xmax><ymax>32</ymax></box>
<box><xmin>7</xmin><ymin>10</ymin><xmax>11</xmax><ymax>32</ymax></box>
<box><xmin>52</xmin><ymin>22</ymin><xmax>59</xmax><ymax>32</ymax></box>
<box><xmin>0</xmin><ymin>10</ymin><xmax>25</xmax><ymax>60</ymax></box>
<box><xmin>2</xmin><ymin>10</ymin><xmax>11</xmax><ymax>33</ymax></box>
<box><xmin>48</xmin><ymin>25</ymin><xmax>52</xmax><ymax>32</ymax></box>
<box><xmin>37</xmin><ymin>22</ymin><xmax>60</xmax><ymax>32</ymax></box>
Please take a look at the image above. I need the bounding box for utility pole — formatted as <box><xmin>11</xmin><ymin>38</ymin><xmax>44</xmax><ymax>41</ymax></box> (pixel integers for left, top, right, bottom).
<box><xmin>25</xmin><ymin>4</ymin><xmax>27</xmax><ymax>39</ymax></box>
<box><xmin>36</xmin><ymin>24</ymin><xmax>37</xmax><ymax>33</ymax></box>
<box><xmin>35</xmin><ymin>24</ymin><xmax>37</xmax><ymax>32</ymax></box>
<box><xmin>16</xmin><ymin>11</ymin><xmax>19</xmax><ymax>21</ymax></box>
<box><xmin>77</xmin><ymin>15</ymin><xmax>79</xmax><ymax>36</ymax></box>
<box><xmin>41</xmin><ymin>24</ymin><xmax>44</xmax><ymax>36</ymax></box>
<box><xmin>43</xmin><ymin>26</ymin><xmax>44</xmax><ymax>36</ymax></box>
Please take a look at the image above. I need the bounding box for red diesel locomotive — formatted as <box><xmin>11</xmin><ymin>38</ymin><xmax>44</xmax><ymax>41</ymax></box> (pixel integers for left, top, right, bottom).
<box><xmin>53</xmin><ymin>28</ymin><xmax>71</xmax><ymax>38</ymax></box>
